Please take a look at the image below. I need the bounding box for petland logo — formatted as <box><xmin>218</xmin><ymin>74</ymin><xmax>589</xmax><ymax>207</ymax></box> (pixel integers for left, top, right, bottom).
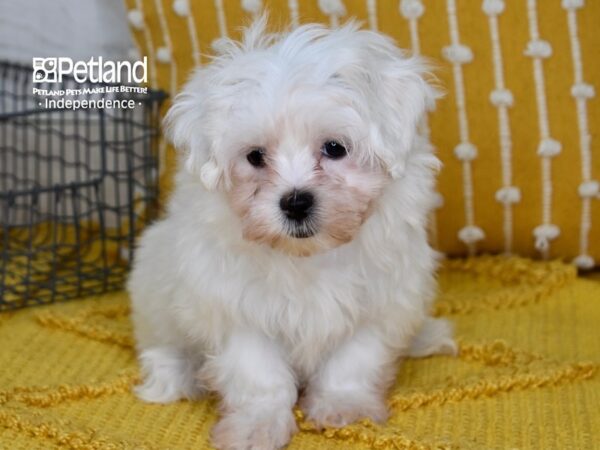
<box><xmin>32</xmin><ymin>57</ymin><xmax>147</xmax><ymax>84</ymax></box>
<box><xmin>32</xmin><ymin>57</ymin><xmax>149</xmax><ymax>110</ymax></box>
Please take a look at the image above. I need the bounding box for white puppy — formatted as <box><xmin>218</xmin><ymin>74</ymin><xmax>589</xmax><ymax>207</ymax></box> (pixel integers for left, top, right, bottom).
<box><xmin>128</xmin><ymin>17</ymin><xmax>456</xmax><ymax>450</ymax></box>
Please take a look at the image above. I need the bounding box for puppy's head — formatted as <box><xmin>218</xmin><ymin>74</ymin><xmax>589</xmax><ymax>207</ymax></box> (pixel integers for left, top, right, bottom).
<box><xmin>166</xmin><ymin>17</ymin><xmax>438</xmax><ymax>256</ymax></box>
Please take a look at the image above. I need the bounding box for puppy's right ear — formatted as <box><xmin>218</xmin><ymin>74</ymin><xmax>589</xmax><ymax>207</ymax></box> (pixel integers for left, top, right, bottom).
<box><xmin>163</xmin><ymin>73</ymin><xmax>222</xmax><ymax>190</ymax></box>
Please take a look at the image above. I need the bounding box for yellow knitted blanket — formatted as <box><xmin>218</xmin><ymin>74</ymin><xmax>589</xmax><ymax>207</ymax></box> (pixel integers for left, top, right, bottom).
<box><xmin>0</xmin><ymin>256</ymin><xmax>598</xmax><ymax>449</ymax></box>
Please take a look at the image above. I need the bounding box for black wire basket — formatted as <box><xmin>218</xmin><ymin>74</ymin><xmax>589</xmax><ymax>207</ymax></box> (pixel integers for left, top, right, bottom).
<box><xmin>0</xmin><ymin>61</ymin><xmax>166</xmax><ymax>310</ymax></box>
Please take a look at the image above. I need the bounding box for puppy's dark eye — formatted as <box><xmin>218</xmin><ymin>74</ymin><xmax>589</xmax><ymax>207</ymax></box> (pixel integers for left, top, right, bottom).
<box><xmin>247</xmin><ymin>148</ymin><xmax>266</xmax><ymax>168</ymax></box>
<box><xmin>321</xmin><ymin>140</ymin><xmax>347</xmax><ymax>159</ymax></box>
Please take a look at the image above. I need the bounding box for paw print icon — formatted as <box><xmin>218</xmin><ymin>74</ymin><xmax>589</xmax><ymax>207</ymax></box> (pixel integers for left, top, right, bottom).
<box><xmin>32</xmin><ymin>58</ymin><xmax>58</xmax><ymax>83</ymax></box>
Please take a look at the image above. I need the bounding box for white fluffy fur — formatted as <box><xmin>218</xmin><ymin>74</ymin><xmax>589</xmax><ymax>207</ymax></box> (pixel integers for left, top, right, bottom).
<box><xmin>129</xmin><ymin>16</ymin><xmax>455</xmax><ymax>450</ymax></box>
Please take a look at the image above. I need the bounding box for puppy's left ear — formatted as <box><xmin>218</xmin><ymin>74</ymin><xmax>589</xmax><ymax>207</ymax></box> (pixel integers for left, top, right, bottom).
<box><xmin>360</xmin><ymin>33</ymin><xmax>440</xmax><ymax>178</ymax></box>
<box><xmin>163</xmin><ymin>72</ymin><xmax>223</xmax><ymax>191</ymax></box>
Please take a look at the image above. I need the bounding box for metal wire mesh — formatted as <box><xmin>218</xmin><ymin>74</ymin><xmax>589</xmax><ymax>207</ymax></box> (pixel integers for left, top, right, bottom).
<box><xmin>0</xmin><ymin>61</ymin><xmax>166</xmax><ymax>310</ymax></box>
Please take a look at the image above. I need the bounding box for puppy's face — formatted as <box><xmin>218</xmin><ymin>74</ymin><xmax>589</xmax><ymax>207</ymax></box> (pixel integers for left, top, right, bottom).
<box><xmin>224</xmin><ymin>92</ymin><xmax>386</xmax><ymax>256</ymax></box>
<box><xmin>166</xmin><ymin>20</ymin><xmax>437</xmax><ymax>256</ymax></box>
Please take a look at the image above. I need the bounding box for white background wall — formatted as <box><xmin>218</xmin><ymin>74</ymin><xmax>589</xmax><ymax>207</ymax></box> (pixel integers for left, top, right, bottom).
<box><xmin>0</xmin><ymin>0</ymin><xmax>134</xmax><ymax>63</ymax></box>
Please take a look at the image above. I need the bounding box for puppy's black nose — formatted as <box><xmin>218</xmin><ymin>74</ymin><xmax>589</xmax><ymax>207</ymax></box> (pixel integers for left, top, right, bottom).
<box><xmin>280</xmin><ymin>190</ymin><xmax>314</xmax><ymax>222</ymax></box>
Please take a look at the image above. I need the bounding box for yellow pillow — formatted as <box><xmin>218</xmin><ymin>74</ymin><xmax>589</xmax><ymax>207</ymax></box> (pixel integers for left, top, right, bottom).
<box><xmin>124</xmin><ymin>0</ymin><xmax>600</xmax><ymax>267</ymax></box>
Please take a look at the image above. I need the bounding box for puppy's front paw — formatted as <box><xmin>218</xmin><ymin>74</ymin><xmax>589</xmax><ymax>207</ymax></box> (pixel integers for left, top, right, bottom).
<box><xmin>212</xmin><ymin>409</ymin><xmax>297</xmax><ymax>450</ymax></box>
<box><xmin>300</xmin><ymin>390</ymin><xmax>388</xmax><ymax>429</ymax></box>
